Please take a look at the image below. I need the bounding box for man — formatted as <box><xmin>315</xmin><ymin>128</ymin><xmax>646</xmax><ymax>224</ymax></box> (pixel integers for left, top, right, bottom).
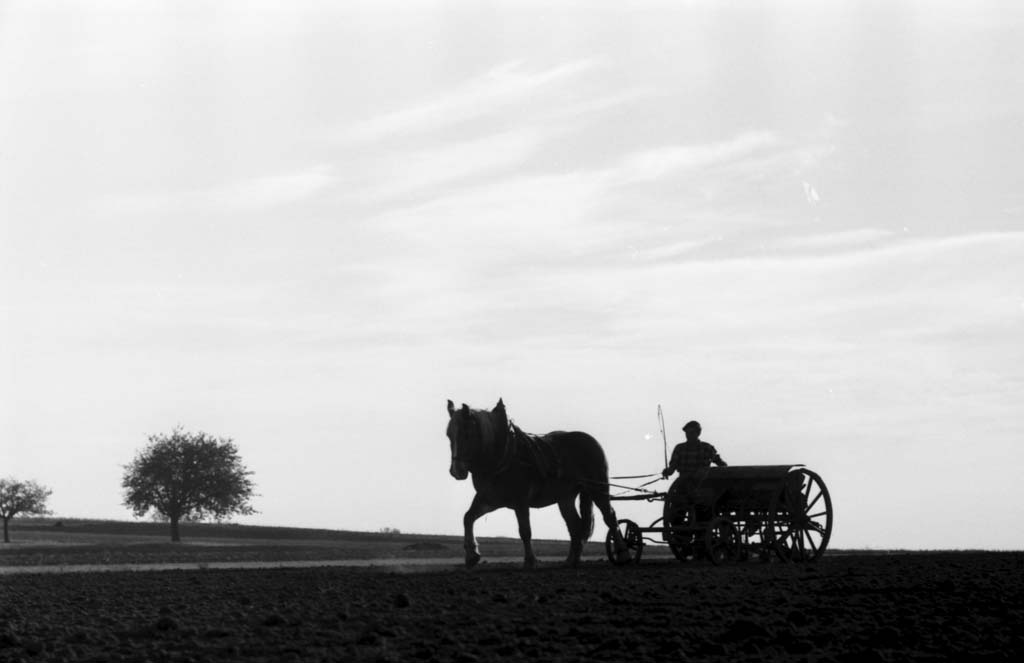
<box><xmin>661</xmin><ymin>420</ymin><xmax>726</xmax><ymax>530</ymax></box>
<box><xmin>662</xmin><ymin>420</ymin><xmax>727</xmax><ymax>480</ymax></box>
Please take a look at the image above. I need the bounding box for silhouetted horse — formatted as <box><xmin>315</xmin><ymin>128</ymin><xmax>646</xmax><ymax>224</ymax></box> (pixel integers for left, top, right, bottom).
<box><xmin>446</xmin><ymin>398</ymin><xmax>628</xmax><ymax>568</ymax></box>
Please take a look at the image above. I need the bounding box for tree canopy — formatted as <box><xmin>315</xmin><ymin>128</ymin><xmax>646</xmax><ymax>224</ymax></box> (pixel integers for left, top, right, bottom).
<box><xmin>122</xmin><ymin>428</ymin><xmax>257</xmax><ymax>542</ymax></box>
<box><xmin>0</xmin><ymin>477</ymin><xmax>52</xmax><ymax>543</ymax></box>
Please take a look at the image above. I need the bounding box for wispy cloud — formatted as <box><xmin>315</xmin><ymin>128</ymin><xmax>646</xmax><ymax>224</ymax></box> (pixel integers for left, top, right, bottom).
<box><xmin>340</xmin><ymin>60</ymin><xmax>596</xmax><ymax>143</ymax></box>
<box><xmin>340</xmin><ymin>129</ymin><xmax>544</xmax><ymax>205</ymax></box>
<box><xmin>344</xmin><ymin>126</ymin><xmax>846</xmax><ymax>285</ymax></box>
<box><xmin>213</xmin><ymin>166</ymin><xmax>336</xmax><ymax>210</ymax></box>
<box><xmin>328</xmin><ymin>191</ymin><xmax>1021</xmax><ymax>360</ymax></box>
<box><xmin>540</xmin><ymin>87</ymin><xmax>650</xmax><ymax>124</ymax></box>
<box><xmin>93</xmin><ymin>165</ymin><xmax>336</xmax><ymax>217</ymax></box>
<box><xmin>636</xmin><ymin>238</ymin><xmax>717</xmax><ymax>262</ymax></box>
<box><xmin>615</xmin><ymin>131</ymin><xmax>781</xmax><ymax>184</ymax></box>
<box><xmin>767</xmin><ymin>228</ymin><xmax>895</xmax><ymax>252</ymax></box>
<box><xmin>369</xmin><ymin>169</ymin><xmax>605</xmax><ymax>267</ymax></box>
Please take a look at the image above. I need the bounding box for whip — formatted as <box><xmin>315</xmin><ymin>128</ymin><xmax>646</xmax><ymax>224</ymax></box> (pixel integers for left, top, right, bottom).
<box><xmin>657</xmin><ymin>403</ymin><xmax>668</xmax><ymax>471</ymax></box>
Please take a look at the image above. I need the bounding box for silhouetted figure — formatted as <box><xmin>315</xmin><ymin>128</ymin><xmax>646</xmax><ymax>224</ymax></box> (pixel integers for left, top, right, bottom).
<box><xmin>662</xmin><ymin>421</ymin><xmax>726</xmax><ymax>478</ymax></box>
<box><xmin>661</xmin><ymin>420</ymin><xmax>727</xmax><ymax>528</ymax></box>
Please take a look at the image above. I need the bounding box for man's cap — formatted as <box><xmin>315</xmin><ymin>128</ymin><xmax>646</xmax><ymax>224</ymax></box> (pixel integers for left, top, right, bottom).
<box><xmin>682</xmin><ymin>420</ymin><xmax>701</xmax><ymax>433</ymax></box>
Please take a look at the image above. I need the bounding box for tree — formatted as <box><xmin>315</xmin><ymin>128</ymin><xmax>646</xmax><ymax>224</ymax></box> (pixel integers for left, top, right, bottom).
<box><xmin>0</xmin><ymin>478</ymin><xmax>52</xmax><ymax>543</ymax></box>
<box><xmin>122</xmin><ymin>428</ymin><xmax>257</xmax><ymax>542</ymax></box>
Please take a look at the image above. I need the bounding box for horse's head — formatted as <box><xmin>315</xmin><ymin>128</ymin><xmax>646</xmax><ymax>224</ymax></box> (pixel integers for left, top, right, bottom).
<box><xmin>446</xmin><ymin>400</ymin><xmax>474</xmax><ymax>480</ymax></box>
<box><xmin>446</xmin><ymin>398</ymin><xmax>506</xmax><ymax>480</ymax></box>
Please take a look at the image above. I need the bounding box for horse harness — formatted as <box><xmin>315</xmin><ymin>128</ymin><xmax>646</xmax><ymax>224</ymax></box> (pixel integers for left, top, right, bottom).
<box><xmin>506</xmin><ymin>421</ymin><xmax>563</xmax><ymax>480</ymax></box>
<box><xmin>454</xmin><ymin>414</ymin><xmax>563</xmax><ymax>479</ymax></box>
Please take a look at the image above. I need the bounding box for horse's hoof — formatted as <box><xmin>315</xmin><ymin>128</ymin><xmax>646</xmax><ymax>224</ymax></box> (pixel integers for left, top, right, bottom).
<box><xmin>465</xmin><ymin>552</ymin><xmax>481</xmax><ymax>568</ymax></box>
<box><xmin>615</xmin><ymin>549</ymin><xmax>633</xmax><ymax>564</ymax></box>
<box><xmin>523</xmin><ymin>558</ymin><xmax>538</xmax><ymax>570</ymax></box>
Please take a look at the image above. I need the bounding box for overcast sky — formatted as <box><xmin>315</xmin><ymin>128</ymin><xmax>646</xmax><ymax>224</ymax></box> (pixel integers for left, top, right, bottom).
<box><xmin>3</xmin><ymin>0</ymin><xmax>1022</xmax><ymax>550</ymax></box>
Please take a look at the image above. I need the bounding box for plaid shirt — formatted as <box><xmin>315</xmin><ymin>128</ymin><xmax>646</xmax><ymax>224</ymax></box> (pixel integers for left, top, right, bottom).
<box><xmin>667</xmin><ymin>440</ymin><xmax>725</xmax><ymax>475</ymax></box>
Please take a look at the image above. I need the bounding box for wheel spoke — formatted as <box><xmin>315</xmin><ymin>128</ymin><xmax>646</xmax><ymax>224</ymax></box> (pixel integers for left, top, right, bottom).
<box><xmin>805</xmin><ymin>530</ymin><xmax>819</xmax><ymax>556</ymax></box>
<box><xmin>805</xmin><ymin>490</ymin><xmax>823</xmax><ymax>512</ymax></box>
<box><xmin>769</xmin><ymin>470</ymin><xmax>831</xmax><ymax>562</ymax></box>
<box><xmin>770</xmin><ymin>471</ymin><xmax>832</xmax><ymax>562</ymax></box>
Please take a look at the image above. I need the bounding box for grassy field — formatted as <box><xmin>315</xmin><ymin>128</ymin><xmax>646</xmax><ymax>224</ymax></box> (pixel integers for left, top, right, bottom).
<box><xmin>2</xmin><ymin>518</ymin><xmax>975</xmax><ymax>570</ymax></box>
<box><xmin>0</xmin><ymin>517</ymin><xmax>626</xmax><ymax>567</ymax></box>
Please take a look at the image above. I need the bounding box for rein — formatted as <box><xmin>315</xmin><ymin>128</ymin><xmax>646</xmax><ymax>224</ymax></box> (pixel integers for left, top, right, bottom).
<box><xmin>459</xmin><ymin>410</ymin><xmax>665</xmax><ymax>492</ymax></box>
<box><xmin>456</xmin><ymin>407</ymin><xmax>665</xmax><ymax>495</ymax></box>
<box><xmin>579</xmin><ymin>475</ymin><xmax>663</xmax><ymax>495</ymax></box>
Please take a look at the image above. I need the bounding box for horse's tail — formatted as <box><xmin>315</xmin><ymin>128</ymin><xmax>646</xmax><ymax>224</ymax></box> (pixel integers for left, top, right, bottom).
<box><xmin>579</xmin><ymin>490</ymin><xmax>595</xmax><ymax>542</ymax></box>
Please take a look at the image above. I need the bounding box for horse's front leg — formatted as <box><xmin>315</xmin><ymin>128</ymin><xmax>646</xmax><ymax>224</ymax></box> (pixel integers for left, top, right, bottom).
<box><xmin>463</xmin><ymin>494</ymin><xmax>495</xmax><ymax>568</ymax></box>
<box><xmin>513</xmin><ymin>506</ymin><xmax>538</xmax><ymax>569</ymax></box>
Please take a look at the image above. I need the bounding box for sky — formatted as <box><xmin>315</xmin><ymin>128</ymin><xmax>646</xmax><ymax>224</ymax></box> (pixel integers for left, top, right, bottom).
<box><xmin>2</xmin><ymin>0</ymin><xmax>1022</xmax><ymax>550</ymax></box>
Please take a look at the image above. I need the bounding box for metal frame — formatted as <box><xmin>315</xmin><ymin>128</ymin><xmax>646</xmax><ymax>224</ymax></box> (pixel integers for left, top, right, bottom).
<box><xmin>605</xmin><ymin>465</ymin><xmax>833</xmax><ymax>565</ymax></box>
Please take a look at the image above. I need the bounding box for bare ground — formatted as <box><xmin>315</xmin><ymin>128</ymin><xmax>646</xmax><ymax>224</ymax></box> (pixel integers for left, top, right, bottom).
<box><xmin>1</xmin><ymin>552</ymin><xmax>1021</xmax><ymax>662</ymax></box>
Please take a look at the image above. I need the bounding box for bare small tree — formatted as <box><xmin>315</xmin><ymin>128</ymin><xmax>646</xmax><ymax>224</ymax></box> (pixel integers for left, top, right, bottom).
<box><xmin>121</xmin><ymin>427</ymin><xmax>257</xmax><ymax>542</ymax></box>
<box><xmin>0</xmin><ymin>478</ymin><xmax>53</xmax><ymax>543</ymax></box>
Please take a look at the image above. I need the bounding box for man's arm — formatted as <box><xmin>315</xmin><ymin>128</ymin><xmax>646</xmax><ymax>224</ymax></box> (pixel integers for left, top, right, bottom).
<box><xmin>662</xmin><ymin>445</ymin><xmax>680</xmax><ymax>477</ymax></box>
<box><xmin>709</xmin><ymin>443</ymin><xmax>727</xmax><ymax>467</ymax></box>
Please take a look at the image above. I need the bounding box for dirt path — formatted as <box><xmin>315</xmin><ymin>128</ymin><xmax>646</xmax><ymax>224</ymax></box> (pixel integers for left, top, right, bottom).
<box><xmin>1</xmin><ymin>552</ymin><xmax>1021</xmax><ymax>662</ymax></box>
<box><xmin>0</xmin><ymin>554</ymin><xmax>605</xmax><ymax>575</ymax></box>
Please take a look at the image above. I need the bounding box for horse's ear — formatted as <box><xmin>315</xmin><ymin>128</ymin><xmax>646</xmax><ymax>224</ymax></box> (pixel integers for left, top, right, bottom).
<box><xmin>494</xmin><ymin>397</ymin><xmax>504</xmax><ymax>412</ymax></box>
<box><xmin>461</xmin><ymin>403</ymin><xmax>470</xmax><ymax>417</ymax></box>
<box><xmin>447</xmin><ymin>399</ymin><xmax>455</xmax><ymax>418</ymax></box>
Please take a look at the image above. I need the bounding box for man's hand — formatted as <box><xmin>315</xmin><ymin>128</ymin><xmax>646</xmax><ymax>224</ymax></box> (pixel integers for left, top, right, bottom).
<box><xmin>661</xmin><ymin>468</ymin><xmax>671</xmax><ymax>479</ymax></box>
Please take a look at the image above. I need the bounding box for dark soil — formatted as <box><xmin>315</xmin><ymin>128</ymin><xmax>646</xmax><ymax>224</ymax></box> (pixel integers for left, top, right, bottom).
<box><xmin>2</xmin><ymin>552</ymin><xmax>1022</xmax><ymax>662</ymax></box>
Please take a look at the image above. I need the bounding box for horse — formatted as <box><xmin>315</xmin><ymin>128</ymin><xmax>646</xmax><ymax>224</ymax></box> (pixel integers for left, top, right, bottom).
<box><xmin>446</xmin><ymin>398</ymin><xmax>629</xmax><ymax>568</ymax></box>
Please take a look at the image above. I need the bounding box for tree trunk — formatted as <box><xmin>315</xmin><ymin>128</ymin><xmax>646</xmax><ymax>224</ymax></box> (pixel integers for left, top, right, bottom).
<box><xmin>2</xmin><ymin>517</ymin><xmax>9</xmax><ymax>543</ymax></box>
<box><xmin>170</xmin><ymin>515</ymin><xmax>181</xmax><ymax>542</ymax></box>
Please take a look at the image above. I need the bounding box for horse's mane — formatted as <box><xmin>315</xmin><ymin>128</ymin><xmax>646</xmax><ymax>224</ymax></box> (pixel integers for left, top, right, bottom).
<box><xmin>469</xmin><ymin>407</ymin><xmax>502</xmax><ymax>457</ymax></box>
<box><xmin>462</xmin><ymin>403</ymin><xmax>562</xmax><ymax>479</ymax></box>
<box><xmin>463</xmin><ymin>405</ymin><xmax>518</xmax><ymax>474</ymax></box>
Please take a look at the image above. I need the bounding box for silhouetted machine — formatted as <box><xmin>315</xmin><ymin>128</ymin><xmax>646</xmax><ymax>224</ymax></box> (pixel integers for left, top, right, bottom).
<box><xmin>606</xmin><ymin>465</ymin><xmax>833</xmax><ymax>565</ymax></box>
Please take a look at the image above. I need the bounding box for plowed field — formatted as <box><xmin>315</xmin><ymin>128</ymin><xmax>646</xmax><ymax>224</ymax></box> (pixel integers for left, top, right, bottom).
<box><xmin>2</xmin><ymin>553</ymin><xmax>1021</xmax><ymax>662</ymax></box>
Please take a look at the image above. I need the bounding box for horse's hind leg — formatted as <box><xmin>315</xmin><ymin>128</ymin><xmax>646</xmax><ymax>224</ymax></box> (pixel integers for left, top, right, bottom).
<box><xmin>592</xmin><ymin>492</ymin><xmax>630</xmax><ymax>561</ymax></box>
<box><xmin>463</xmin><ymin>494</ymin><xmax>496</xmax><ymax>568</ymax></box>
<box><xmin>513</xmin><ymin>506</ymin><xmax>538</xmax><ymax>569</ymax></box>
<box><xmin>557</xmin><ymin>498</ymin><xmax>584</xmax><ymax>566</ymax></box>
